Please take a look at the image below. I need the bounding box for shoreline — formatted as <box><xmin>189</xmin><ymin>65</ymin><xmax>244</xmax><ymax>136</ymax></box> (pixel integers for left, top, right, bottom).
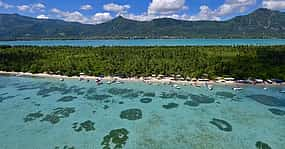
<box><xmin>0</xmin><ymin>71</ymin><xmax>284</xmax><ymax>87</ymax></box>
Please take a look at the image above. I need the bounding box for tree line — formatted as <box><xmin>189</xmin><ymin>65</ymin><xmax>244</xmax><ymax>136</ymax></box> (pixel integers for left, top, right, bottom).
<box><xmin>0</xmin><ymin>45</ymin><xmax>285</xmax><ymax>79</ymax></box>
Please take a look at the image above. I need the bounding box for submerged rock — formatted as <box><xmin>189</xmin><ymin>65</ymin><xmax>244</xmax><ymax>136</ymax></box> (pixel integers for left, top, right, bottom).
<box><xmin>268</xmin><ymin>108</ymin><xmax>285</xmax><ymax>116</ymax></box>
<box><xmin>23</xmin><ymin>97</ymin><xmax>31</xmax><ymax>100</ymax></box>
<box><xmin>24</xmin><ymin>111</ymin><xmax>44</xmax><ymax>122</ymax></box>
<box><xmin>210</xmin><ymin>118</ymin><xmax>232</xmax><ymax>132</ymax></box>
<box><xmin>41</xmin><ymin>107</ymin><xmax>75</xmax><ymax>124</ymax></box>
<box><xmin>184</xmin><ymin>100</ymin><xmax>199</xmax><ymax>107</ymax></box>
<box><xmin>190</xmin><ymin>94</ymin><xmax>215</xmax><ymax>104</ymax></box>
<box><xmin>255</xmin><ymin>141</ymin><xmax>272</xmax><ymax>149</ymax></box>
<box><xmin>247</xmin><ymin>95</ymin><xmax>285</xmax><ymax>107</ymax></box>
<box><xmin>72</xmin><ymin>120</ymin><xmax>95</xmax><ymax>132</ymax></box>
<box><xmin>57</xmin><ymin>96</ymin><xmax>77</xmax><ymax>102</ymax></box>
<box><xmin>162</xmin><ymin>103</ymin><xmax>179</xmax><ymax>109</ymax></box>
<box><xmin>143</xmin><ymin>92</ymin><xmax>156</xmax><ymax>97</ymax></box>
<box><xmin>118</xmin><ymin>101</ymin><xmax>124</xmax><ymax>104</ymax></box>
<box><xmin>123</xmin><ymin>91</ymin><xmax>140</xmax><ymax>98</ymax></box>
<box><xmin>216</xmin><ymin>92</ymin><xmax>235</xmax><ymax>98</ymax></box>
<box><xmin>120</xmin><ymin>108</ymin><xmax>142</xmax><ymax>120</ymax></box>
<box><xmin>101</xmin><ymin>128</ymin><xmax>129</xmax><ymax>149</ymax></box>
<box><xmin>140</xmin><ymin>98</ymin><xmax>152</xmax><ymax>103</ymax></box>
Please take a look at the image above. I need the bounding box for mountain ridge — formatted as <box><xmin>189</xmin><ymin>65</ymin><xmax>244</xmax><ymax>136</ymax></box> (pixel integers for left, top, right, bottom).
<box><xmin>0</xmin><ymin>8</ymin><xmax>285</xmax><ymax>40</ymax></box>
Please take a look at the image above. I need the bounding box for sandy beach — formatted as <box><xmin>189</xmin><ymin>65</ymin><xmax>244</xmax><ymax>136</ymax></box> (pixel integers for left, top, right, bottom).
<box><xmin>0</xmin><ymin>71</ymin><xmax>284</xmax><ymax>87</ymax></box>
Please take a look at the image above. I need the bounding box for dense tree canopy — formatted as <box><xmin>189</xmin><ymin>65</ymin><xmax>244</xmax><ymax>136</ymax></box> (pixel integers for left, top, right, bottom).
<box><xmin>0</xmin><ymin>45</ymin><xmax>285</xmax><ymax>79</ymax></box>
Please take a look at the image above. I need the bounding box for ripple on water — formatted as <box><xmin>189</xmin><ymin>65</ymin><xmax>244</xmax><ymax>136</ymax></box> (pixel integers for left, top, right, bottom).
<box><xmin>101</xmin><ymin>128</ymin><xmax>129</xmax><ymax>149</ymax></box>
<box><xmin>247</xmin><ymin>95</ymin><xmax>285</xmax><ymax>107</ymax></box>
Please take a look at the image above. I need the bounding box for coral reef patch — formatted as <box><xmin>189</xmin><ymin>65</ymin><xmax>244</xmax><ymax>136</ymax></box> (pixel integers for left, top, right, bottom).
<box><xmin>120</xmin><ymin>108</ymin><xmax>142</xmax><ymax>120</ymax></box>
<box><xmin>72</xmin><ymin>120</ymin><xmax>95</xmax><ymax>132</ymax></box>
<box><xmin>247</xmin><ymin>95</ymin><xmax>285</xmax><ymax>107</ymax></box>
<box><xmin>57</xmin><ymin>96</ymin><xmax>77</xmax><ymax>102</ymax></box>
<box><xmin>268</xmin><ymin>108</ymin><xmax>285</xmax><ymax>116</ymax></box>
<box><xmin>255</xmin><ymin>141</ymin><xmax>272</xmax><ymax>149</ymax></box>
<box><xmin>24</xmin><ymin>111</ymin><xmax>44</xmax><ymax>122</ymax></box>
<box><xmin>101</xmin><ymin>128</ymin><xmax>129</xmax><ymax>149</ymax></box>
<box><xmin>216</xmin><ymin>92</ymin><xmax>235</xmax><ymax>98</ymax></box>
<box><xmin>41</xmin><ymin>107</ymin><xmax>75</xmax><ymax>124</ymax></box>
<box><xmin>162</xmin><ymin>103</ymin><xmax>179</xmax><ymax>109</ymax></box>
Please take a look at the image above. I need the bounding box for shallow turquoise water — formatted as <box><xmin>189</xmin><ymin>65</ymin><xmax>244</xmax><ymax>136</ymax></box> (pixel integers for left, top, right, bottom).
<box><xmin>1</xmin><ymin>39</ymin><xmax>285</xmax><ymax>46</ymax></box>
<box><xmin>0</xmin><ymin>75</ymin><xmax>284</xmax><ymax>149</ymax></box>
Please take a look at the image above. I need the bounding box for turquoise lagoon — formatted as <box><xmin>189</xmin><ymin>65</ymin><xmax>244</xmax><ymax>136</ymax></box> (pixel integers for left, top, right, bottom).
<box><xmin>0</xmin><ymin>75</ymin><xmax>284</xmax><ymax>149</ymax></box>
<box><xmin>1</xmin><ymin>39</ymin><xmax>285</xmax><ymax>46</ymax></box>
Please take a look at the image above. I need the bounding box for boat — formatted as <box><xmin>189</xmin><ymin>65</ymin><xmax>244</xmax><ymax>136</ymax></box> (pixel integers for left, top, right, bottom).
<box><xmin>280</xmin><ymin>90</ymin><xmax>285</xmax><ymax>93</ymax></box>
<box><xmin>173</xmin><ymin>84</ymin><xmax>180</xmax><ymax>89</ymax></box>
<box><xmin>208</xmin><ymin>85</ymin><xmax>213</xmax><ymax>90</ymax></box>
<box><xmin>60</xmin><ymin>78</ymin><xmax>64</xmax><ymax>81</ymax></box>
<box><xmin>233</xmin><ymin>87</ymin><xmax>243</xmax><ymax>91</ymax></box>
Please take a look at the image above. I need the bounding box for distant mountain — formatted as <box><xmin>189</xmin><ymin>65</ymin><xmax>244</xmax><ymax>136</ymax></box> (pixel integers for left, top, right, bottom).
<box><xmin>0</xmin><ymin>8</ymin><xmax>285</xmax><ymax>40</ymax></box>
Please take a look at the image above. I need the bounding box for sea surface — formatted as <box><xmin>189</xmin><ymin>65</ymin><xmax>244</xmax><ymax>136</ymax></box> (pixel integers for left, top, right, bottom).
<box><xmin>1</xmin><ymin>39</ymin><xmax>285</xmax><ymax>46</ymax></box>
<box><xmin>0</xmin><ymin>75</ymin><xmax>284</xmax><ymax>149</ymax></box>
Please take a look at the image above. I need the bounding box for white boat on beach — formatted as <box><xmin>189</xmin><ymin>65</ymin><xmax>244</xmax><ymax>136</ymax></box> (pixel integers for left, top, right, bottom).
<box><xmin>233</xmin><ymin>87</ymin><xmax>243</xmax><ymax>91</ymax></box>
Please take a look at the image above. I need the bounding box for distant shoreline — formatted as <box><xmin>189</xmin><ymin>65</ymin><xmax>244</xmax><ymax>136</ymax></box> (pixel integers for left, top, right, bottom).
<box><xmin>1</xmin><ymin>71</ymin><xmax>284</xmax><ymax>87</ymax></box>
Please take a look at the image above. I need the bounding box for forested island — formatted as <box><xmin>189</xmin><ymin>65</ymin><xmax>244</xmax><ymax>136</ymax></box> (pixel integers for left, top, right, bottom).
<box><xmin>0</xmin><ymin>45</ymin><xmax>285</xmax><ymax>80</ymax></box>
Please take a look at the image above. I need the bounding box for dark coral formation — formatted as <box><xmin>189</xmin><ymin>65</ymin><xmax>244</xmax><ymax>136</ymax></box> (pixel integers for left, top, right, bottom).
<box><xmin>176</xmin><ymin>94</ymin><xmax>188</xmax><ymax>100</ymax></box>
<box><xmin>118</xmin><ymin>101</ymin><xmax>124</xmax><ymax>104</ymax></box>
<box><xmin>101</xmin><ymin>128</ymin><xmax>129</xmax><ymax>149</ymax></box>
<box><xmin>120</xmin><ymin>108</ymin><xmax>142</xmax><ymax>120</ymax></box>
<box><xmin>140</xmin><ymin>98</ymin><xmax>152</xmax><ymax>103</ymax></box>
<box><xmin>37</xmin><ymin>84</ymin><xmax>85</xmax><ymax>98</ymax></box>
<box><xmin>108</xmin><ymin>88</ymin><xmax>133</xmax><ymax>95</ymax></box>
<box><xmin>123</xmin><ymin>91</ymin><xmax>140</xmax><ymax>98</ymax></box>
<box><xmin>54</xmin><ymin>145</ymin><xmax>75</xmax><ymax>149</ymax></box>
<box><xmin>216</xmin><ymin>92</ymin><xmax>235</xmax><ymax>98</ymax></box>
<box><xmin>23</xmin><ymin>97</ymin><xmax>31</xmax><ymax>100</ymax></box>
<box><xmin>247</xmin><ymin>95</ymin><xmax>285</xmax><ymax>107</ymax></box>
<box><xmin>72</xmin><ymin>120</ymin><xmax>95</xmax><ymax>132</ymax></box>
<box><xmin>268</xmin><ymin>108</ymin><xmax>285</xmax><ymax>116</ymax></box>
<box><xmin>143</xmin><ymin>92</ymin><xmax>156</xmax><ymax>97</ymax></box>
<box><xmin>57</xmin><ymin>96</ymin><xmax>77</xmax><ymax>102</ymax></box>
<box><xmin>255</xmin><ymin>141</ymin><xmax>272</xmax><ymax>149</ymax></box>
<box><xmin>24</xmin><ymin>111</ymin><xmax>44</xmax><ymax>122</ymax></box>
<box><xmin>210</xmin><ymin>118</ymin><xmax>232</xmax><ymax>132</ymax></box>
<box><xmin>41</xmin><ymin>107</ymin><xmax>75</xmax><ymax>124</ymax></box>
<box><xmin>86</xmin><ymin>94</ymin><xmax>112</xmax><ymax>101</ymax></box>
<box><xmin>190</xmin><ymin>94</ymin><xmax>215</xmax><ymax>104</ymax></box>
<box><xmin>162</xmin><ymin>103</ymin><xmax>179</xmax><ymax>109</ymax></box>
<box><xmin>159</xmin><ymin>92</ymin><xmax>177</xmax><ymax>99</ymax></box>
<box><xmin>0</xmin><ymin>95</ymin><xmax>16</xmax><ymax>103</ymax></box>
<box><xmin>184</xmin><ymin>100</ymin><xmax>199</xmax><ymax>107</ymax></box>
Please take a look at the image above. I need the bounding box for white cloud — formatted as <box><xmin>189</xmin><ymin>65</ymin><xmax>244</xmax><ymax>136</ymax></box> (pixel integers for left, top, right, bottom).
<box><xmin>190</xmin><ymin>5</ymin><xmax>221</xmax><ymax>21</ymax></box>
<box><xmin>80</xmin><ymin>4</ymin><xmax>93</xmax><ymax>11</ymax></box>
<box><xmin>0</xmin><ymin>0</ymin><xmax>13</xmax><ymax>9</ymax></box>
<box><xmin>103</xmin><ymin>3</ymin><xmax>130</xmax><ymax>14</ymax></box>
<box><xmin>51</xmin><ymin>8</ymin><xmax>113</xmax><ymax>24</ymax></box>
<box><xmin>263</xmin><ymin>0</ymin><xmax>285</xmax><ymax>10</ymax></box>
<box><xmin>17</xmin><ymin>3</ymin><xmax>45</xmax><ymax>12</ymax></box>
<box><xmin>91</xmin><ymin>12</ymin><xmax>113</xmax><ymax>24</ymax></box>
<box><xmin>216</xmin><ymin>0</ymin><xmax>256</xmax><ymax>16</ymax></box>
<box><xmin>51</xmin><ymin>8</ymin><xmax>88</xmax><ymax>23</ymax></box>
<box><xmin>148</xmin><ymin>0</ymin><xmax>187</xmax><ymax>15</ymax></box>
<box><xmin>37</xmin><ymin>14</ymin><xmax>49</xmax><ymax>19</ymax></box>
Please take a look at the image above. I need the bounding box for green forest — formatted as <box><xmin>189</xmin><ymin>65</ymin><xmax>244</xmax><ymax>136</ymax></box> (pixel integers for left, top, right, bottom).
<box><xmin>0</xmin><ymin>45</ymin><xmax>285</xmax><ymax>79</ymax></box>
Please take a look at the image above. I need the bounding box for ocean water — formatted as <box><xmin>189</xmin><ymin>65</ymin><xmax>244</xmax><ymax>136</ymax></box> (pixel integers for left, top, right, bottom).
<box><xmin>1</xmin><ymin>39</ymin><xmax>285</xmax><ymax>46</ymax></box>
<box><xmin>0</xmin><ymin>75</ymin><xmax>284</xmax><ymax>149</ymax></box>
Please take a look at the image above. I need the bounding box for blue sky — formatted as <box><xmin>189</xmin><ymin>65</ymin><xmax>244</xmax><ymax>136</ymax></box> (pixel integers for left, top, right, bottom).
<box><xmin>0</xmin><ymin>0</ymin><xmax>284</xmax><ymax>24</ymax></box>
